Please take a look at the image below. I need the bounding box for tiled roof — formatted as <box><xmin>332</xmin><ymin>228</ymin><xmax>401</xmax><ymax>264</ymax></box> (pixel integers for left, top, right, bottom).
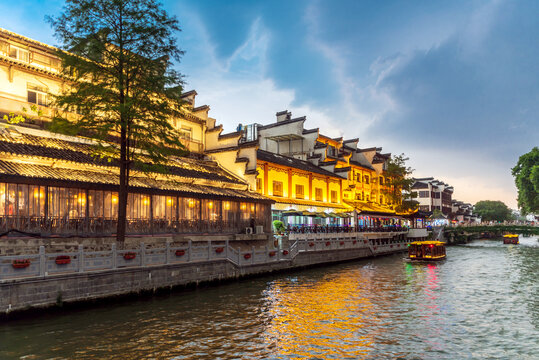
<box><xmin>349</xmin><ymin>159</ymin><xmax>374</xmax><ymax>171</ymax></box>
<box><xmin>0</xmin><ymin>128</ymin><xmax>242</xmax><ymax>184</ymax></box>
<box><xmin>257</xmin><ymin>149</ymin><xmax>340</xmax><ymax>178</ymax></box>
<box><xmin>345</xmin><ymin>200</ymin><xmax>396</xmax><ymax>215</ymax></box>
<box><xmin>0</xmin><ymin>160</ymin><xmax>269</xmax><ymax>202</ymax></box>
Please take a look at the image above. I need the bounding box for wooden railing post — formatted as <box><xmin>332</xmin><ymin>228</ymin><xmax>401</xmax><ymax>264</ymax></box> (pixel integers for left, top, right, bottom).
<box><xmin>188</xmin><ymin>240</ymin><xmax>192</xmax><ymax>262</ymax></box>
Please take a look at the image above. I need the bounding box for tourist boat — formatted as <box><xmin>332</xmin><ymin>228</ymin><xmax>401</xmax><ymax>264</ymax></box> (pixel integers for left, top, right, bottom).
<box><xmin>502</xmin><ymin>234</ymin><xmax>519</xmax><ymax>244</ymax></box>
<box><xmin>407</xmin><ymin>240</ymin><xmax>446</xmax><ymax>262</ymax></box>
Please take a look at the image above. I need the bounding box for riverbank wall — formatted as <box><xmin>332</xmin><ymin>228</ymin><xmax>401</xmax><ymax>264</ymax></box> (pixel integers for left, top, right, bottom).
<box><xmin>0</xmin><ymin>231</ymin><xmax>409</xmax><ymax>315</ymax></box>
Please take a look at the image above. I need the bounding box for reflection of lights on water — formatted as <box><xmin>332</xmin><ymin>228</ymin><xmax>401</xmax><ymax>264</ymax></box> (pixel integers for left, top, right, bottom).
<box><xmin>263</xmin><ymin>272</ymin><xmax>376</xmax><ymax>359</ymax></box>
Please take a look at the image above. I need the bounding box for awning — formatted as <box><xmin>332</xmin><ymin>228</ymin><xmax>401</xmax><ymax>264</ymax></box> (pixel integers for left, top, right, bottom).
<box><xmin>344</xmin><ymin>200</ymin><xmax>396</xmax><ymax>216</ymax></box>
<box><xmin>268</xmin><ymin>196</ymin><xmax>353</xmax><ymax>210</ymax></box>
<box><xmin>282</xmin><ymin>210</ymin><xmax>302</xmax><ymax>217</ymax></box>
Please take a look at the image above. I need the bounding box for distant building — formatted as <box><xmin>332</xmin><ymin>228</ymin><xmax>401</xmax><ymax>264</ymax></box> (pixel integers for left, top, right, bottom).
<box><xmin>451</xmin><ymin>200</ymin><xmax>480</xmax><ymax>223</ymax></box>
<box><xmin>412</xmin><ymin>177</ymin><xmax>454</xmax><ymax>215</ymax></box>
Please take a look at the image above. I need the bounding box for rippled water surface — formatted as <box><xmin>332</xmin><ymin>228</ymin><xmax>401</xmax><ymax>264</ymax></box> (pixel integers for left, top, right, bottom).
<box><xmin>1</xmin><ymin>236</ymin><xmax>538</xmax><ymax>359</ymax></box>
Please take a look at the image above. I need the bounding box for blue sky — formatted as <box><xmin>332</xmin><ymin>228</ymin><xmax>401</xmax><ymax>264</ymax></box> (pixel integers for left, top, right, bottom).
<box><xmin>2</xmin><ymin>0</ymin><xmax>538</xmax><ymax>209</ymax></box>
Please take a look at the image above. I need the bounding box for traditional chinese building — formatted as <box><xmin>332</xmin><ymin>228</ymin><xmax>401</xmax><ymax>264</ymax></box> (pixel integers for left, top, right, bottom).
<box><xmin>0</xmin><ymin>28</ymin><xmax>272</xmax><ymax>237</ymax></box>
<box><xmin>412</xmin><ymin>177</ymin><xmax>454</xmax><ymax>215</ymax></box>
<box><xmin>219</xmin><ymin>111</ymin><xmax>401</xmax><ymax>229</ymax></box>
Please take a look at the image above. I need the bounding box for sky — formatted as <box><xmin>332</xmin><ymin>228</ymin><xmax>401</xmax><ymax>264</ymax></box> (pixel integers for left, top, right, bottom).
<box><xmin>2</xmin><ymin>0</ymin><xmax>538</xmax><ymax>209</ymax></box>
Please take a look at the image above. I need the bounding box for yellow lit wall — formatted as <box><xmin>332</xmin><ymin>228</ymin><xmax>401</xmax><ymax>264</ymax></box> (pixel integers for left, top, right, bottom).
<box><xmin>312</xmin><ymin>177</ymin><xmax>328</xmax><ymax>202</ymax></box>
<box><xmin>291</xmin><ymin>174</ymin><xmax>310</xmax><ymax>200</ymax></box>
<box><xmin>268</xmin><ymin>168</ymin><xmax>289</xmax><ymax>197</ymax></box>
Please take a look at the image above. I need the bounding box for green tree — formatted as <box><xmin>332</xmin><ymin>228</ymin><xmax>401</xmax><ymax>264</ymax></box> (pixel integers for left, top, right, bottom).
<box><xmin>382</xmin><ymin>153</ymin><xmax>417</xmax><ymax>212</ymax></box>
<box><xmin>47</xmin><ymin>0</ymin><xmax>187</xmax><ymax>243</ymax></box>
<box><xmin>474</xmin><ymin>200</ymin><xmax>513</xmax><ymax>222</ymax></box>
<box><xmin>511</xmin><ymin>147</ymin><xmax>539</xmax><ymax>215</ymax></box>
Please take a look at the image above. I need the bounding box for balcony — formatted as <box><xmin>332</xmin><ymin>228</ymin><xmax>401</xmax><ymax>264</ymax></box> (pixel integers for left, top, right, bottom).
<box><xmin>179</xmin><ymin>138</ymin><xmax>203</xmax><ymax>153</ymax></box>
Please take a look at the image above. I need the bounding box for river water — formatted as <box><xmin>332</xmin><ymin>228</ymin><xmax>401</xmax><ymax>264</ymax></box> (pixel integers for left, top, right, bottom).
<box><xmin>1</xmin><ymin>236</ymin><xmax>538</xmax><ymax>359</ymax></box>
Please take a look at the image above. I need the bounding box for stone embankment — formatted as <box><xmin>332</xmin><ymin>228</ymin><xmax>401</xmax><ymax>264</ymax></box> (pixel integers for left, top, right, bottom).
<box><xmin>1</xmin><ymin>231</ymin><xmax>411</xmax><ymax>315</ymax></box>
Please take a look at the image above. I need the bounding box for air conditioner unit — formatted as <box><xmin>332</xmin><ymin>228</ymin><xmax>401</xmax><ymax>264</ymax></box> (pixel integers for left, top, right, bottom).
<box><xmin>245</xmin><ymin>227</ymin><xmax>253</xmax><ymax>235</ymax></box>
<box><xmin>256</xmin><ymin>225</ymin><xmax>264</xmax><ymax>234</ymax></box>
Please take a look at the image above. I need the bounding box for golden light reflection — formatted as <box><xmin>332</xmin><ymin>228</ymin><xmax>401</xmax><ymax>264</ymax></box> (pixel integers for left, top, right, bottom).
<box><xmin>263</xmin><ymin>271</ymin><xmax>377</xmax><ymax>359</ymax></box>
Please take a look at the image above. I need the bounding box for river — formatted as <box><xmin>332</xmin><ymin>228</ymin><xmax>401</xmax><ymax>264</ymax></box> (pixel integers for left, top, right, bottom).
<box><xmin>1</xmin><ymin>236</ymin><xmax>538</xmax><ymax>359</ymax></box>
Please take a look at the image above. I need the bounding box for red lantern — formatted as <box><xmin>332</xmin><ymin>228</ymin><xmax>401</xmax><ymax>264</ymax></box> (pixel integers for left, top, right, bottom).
<box><xmin>12</xmin><ymin>259</ymin><xmax>31</xmax><ymax>269</ymax></box>
<box><xmin>55</xmin><ymin>255</ymin><xmax>71</xmax><ymax>265</ymax></box>
<box><xmin>244</xmin><ymin>253</ymin><xmax>252</xmax><ymax>260</ymax></box>
<box><xmin>175</xmin><ymin>249</ymin><xmax>185</xmax><ymax>257</ymax></box>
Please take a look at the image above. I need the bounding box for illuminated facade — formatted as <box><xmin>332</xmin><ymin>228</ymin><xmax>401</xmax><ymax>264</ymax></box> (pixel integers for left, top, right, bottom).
<box><xmin>0</xmin><ymin>28</ymin><xmax>271</xmax><ymax>236</ymax></box>
<box><xmin>238</xmin><ymin>111</ymin><xmax>399</xmax><ymax>227</ymax></box>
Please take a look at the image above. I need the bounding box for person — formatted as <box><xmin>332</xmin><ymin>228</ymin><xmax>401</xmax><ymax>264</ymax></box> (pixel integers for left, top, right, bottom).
<box><xmin>249</xmin><ymin>217</ymin><xmax>255</xmax><ymax>230</ymax></box>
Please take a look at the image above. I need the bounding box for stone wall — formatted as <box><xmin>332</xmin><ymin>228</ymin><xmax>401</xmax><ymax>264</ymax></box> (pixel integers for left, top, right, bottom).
<box><xmin>0</xmin><ymin>233</ymin><xmax>271</xmax><ymax>255</ymax></box>
<box><xmin>0</xmin><ymin>246</ymin><xmax>404</xmax><ymax>315</ymax></box>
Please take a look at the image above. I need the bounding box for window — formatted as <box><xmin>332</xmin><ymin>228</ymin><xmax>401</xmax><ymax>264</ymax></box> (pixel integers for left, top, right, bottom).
<box><xmin>327</xmin><ymin>145</ymin><xmax>336</xmax><ymax>157</ymax></box>
<box><xmin>27</xmin><ymin>83</ymin><xmax>49</xmax><ymax>107</ymax></box>
<box><xmin>356</xmin><ymin>173</ymin><xmax>361</xmax><ymax>182</ymax></box>
<box><xmin>419</xmin><ymin>191</ymin><xmax>429</xmax><ymax>198</ymax></box>
<box><xmin>272</xmin><ymin>181</ymin><xmax>283</xmax><ymax>197</ymax></box>
<box><xmin>9</xmin><ymin>45</ymin><xmax>30</xmax><ymax>62</ymax></box>
<box><xmin>379</xmin><ymin>177</ymin><xmax>384</xmax><ymax>185</ymax></box>
<box><xmin>364</xmin><ymin>175</ymin><xmax>370</xmax><ymax>184</ymax></box>
<box><xmin>295</xmin><ymin>184</ymin><xmax>304</xmax><ymax>199</ymax></box>
<box><xmin>256</xmin><ymin>178</ymin><xmax>262</xmax><ymax>193</ymax></box>
<box><xmin>315</xmin><ymin>188</ymin><xmax>323</xmax><ymax>201</ymax></box>
<box><xmin>380</xmin><ymin>195</ymin><xmax>383</xmax><ymax>204</ymax></box>
<box><xmin>179</xmin><ymin>126</ymin><xmax>192</xmax><ymax>140</ymax></box>
<box><xmin>330</xmin><ymin>190</ymin><xmax>338</xmax><ymax>203</ymax></box>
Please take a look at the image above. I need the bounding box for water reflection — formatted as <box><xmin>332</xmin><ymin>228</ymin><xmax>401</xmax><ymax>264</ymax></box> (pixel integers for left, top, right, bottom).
<box><xmin>263</xmin><ymin>270</ymin><xmax>375</xmax><ymax>359</ymax></box>
<box><xmin>1</xmin><ymin>237</ymin><xmax>538</xmax><ymax>359</ymax></box>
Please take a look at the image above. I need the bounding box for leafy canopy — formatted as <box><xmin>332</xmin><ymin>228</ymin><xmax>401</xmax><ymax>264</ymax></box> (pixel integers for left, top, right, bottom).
<box><xmin>382</xmin><ymin>153</ymin><xmax>417</xmax><ymax>212</ymax></box>
<box><xmin>474</xmin><ymin>200</ymin><xmax>513</xmax><ymax>222</ymax></box>
<box><xmin>511</xmin><ymin>147</ymin><xmax>539</xmax><ymax>215</ymax></box>
<box><xmin>47</xmin><ymin>0</ymin><xmax>188</xmax><ymax>242</ymax></box>
<box><xmin>47</xmin><ymin>0</ymin><xmax>187</xmax><ymax>166</ymax></box>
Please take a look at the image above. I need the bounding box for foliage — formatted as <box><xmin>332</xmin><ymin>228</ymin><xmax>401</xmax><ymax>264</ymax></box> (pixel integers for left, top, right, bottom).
<box><xmin>272</xmin><ymin>220</ymin><xmax>285</xmax><ymax>234</ymax></box>
<box><xmin>511</xmin><ymin>147</ymin><xmax>539</xmax><ymax>215</ymax></box>
<box><xmin>430</xmin><ymin>209</ymin><xmax>444</xmax><ymax>219</ymax></box>
<box><xmin>47</xmin><ymin>0</ymin><xmax>187</xmax><ymax>242</ymax></box>
<box><xmin>382</xmin><ymin>153</ymin><xmax>417</xmax><ymax>212</ymax></box>
<box><xmin>2</xmin><ymin>105</ymin><xmax>43</xmax><ymax>125</ymax></box>
<box><xmin>474</xmin><ymin>200</ymin><xmax>513</xmax><ymax>222</ymax></box>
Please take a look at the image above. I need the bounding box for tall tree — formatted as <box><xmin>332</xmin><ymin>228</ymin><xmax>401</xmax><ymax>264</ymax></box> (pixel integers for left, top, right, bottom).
<box><xmin>47</xmin><ymin>0</ymin><xmax>187</xmax><ymax>243</ymax></box>
<box><xmin>382</xmin><ymin>153</ymin><xmax>417</xmax><ymax>212</ymax></box>
<box><xmin>474</xmin><ymin>200</ymin><xmax>513</xmax><ymax>222</ymax></box>
<box><xmin>511</xmin><ymin>147</ymin><xmax>539</xmax><ymax>215</ymax></box>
